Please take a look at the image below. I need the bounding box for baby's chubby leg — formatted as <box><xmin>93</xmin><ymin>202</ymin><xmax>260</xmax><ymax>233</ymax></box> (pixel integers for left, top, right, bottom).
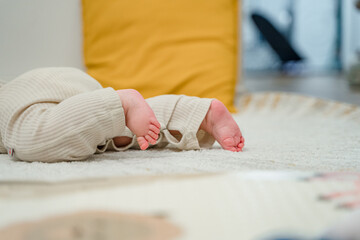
<box><xmin>167</xmin><ymin>99</ymin><xmax>244</xmax><ymax>152</ymax></box>
<box><xmin>0</xmin><ymin>67</ymin><xmax>131</xmax><ymax>162</ymax></box>
<box><xmin>114</xmin><ymin>95</ymin><xmax>244</xmax><ymax>152</ymax></box>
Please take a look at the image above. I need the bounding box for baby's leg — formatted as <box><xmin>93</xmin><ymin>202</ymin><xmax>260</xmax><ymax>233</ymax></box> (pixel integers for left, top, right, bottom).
<box><xmin>0</xmin><ymin>68</ymin><xmax>129</xmax><ymax>162</ymax></box>
<box><xmin>114</xmin><ymin>95</ymin><xmax>212</xmax><ymax>150</ymax></box>
<box><xmin>144</xmin><ymin>95</ymin><xmax>244</xmax><ymax>152</ymax></box>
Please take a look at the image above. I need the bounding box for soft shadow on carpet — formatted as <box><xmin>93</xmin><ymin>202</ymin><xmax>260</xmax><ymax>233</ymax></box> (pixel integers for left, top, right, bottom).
<box><xmin>0</xmin><ymin>92</ymin><xmax>359</xmax><ymax>181</ymax></box>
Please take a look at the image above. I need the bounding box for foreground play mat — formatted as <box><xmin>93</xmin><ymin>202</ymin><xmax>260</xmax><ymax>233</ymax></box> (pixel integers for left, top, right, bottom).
<box><xmin>1</xmin><ymin>172</ymin><xmax>360</xmax><ymax>240</ymax></box>
<box><xmin>0</xmin><ymin>92</ymin><xmax>359</xmax><ymax>239</ymax></box>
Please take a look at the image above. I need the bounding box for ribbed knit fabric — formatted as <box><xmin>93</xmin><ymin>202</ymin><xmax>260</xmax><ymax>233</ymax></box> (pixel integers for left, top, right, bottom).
<box><xmin>148</xmin><ymin>95</ymin><xmax>215</xmax><ymax>150</ymax></box>
<box><xmin>96</xmin><ymin>95</ymin><xmax>215</xmax><ymax>152</ymax></box>
<box><xmin>104</xmin><ymin>95</ymin><xmax>215</xmax><ymax>151</ymax></box>
<box><xmin>0</xmin><ymin>68</ymin><xmax>213</xmax><ymax>162</ymax></box>
<box><xmin>0</xmin><ymin>68</ymin><xmax>126</xmax><ymax>162</ymax></box>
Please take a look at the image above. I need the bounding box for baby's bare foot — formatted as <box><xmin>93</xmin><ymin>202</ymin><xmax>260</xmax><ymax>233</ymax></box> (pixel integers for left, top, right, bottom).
<box><xmin>200</xmin><ymin>100</ymin><xmax>244</xmax><ymax>152</ymax></box>
<box><xmin>116</xmin><ymin>89</ymin><xmax>161</xmax><ymax>150</ymax></box>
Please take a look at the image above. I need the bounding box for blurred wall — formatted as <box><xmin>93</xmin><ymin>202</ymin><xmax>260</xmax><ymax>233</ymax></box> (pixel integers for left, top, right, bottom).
<box><xmin>0</xmin><ymin>0</ymin><xmax>84</xmax><ymax>81</ymax></box>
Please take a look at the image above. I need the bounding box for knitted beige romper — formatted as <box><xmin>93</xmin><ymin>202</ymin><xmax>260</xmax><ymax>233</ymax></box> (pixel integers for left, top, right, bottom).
<box><xmin>0</xmin><ymin>68</ymin><xmax>215</xmax><ymax>162</ymax></box>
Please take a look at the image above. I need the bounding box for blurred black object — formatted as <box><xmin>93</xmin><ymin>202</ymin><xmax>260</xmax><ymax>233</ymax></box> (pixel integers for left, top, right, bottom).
<box><xmin>251</xmin><ymin>13</ymin><xmax>304</xmax><ymax>73</ymax></box>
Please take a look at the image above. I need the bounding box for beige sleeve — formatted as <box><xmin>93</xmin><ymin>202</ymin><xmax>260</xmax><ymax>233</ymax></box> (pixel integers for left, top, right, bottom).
<box><xmin>0</xmin><ymin>68</ymin><xmax>126</xmax><ymax>162</ymax></box>
<box><xmin>100</xmin><ymin>95</ymin><xmax>215</xmax><ymax>152</ymax></box>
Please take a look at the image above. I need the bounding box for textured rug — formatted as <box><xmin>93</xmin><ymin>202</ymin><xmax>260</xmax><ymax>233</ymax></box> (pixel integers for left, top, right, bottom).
<box><xmin>0</xmin><ymin>92</ymin><xmax>359</xmax><ymax>181</ymax></box>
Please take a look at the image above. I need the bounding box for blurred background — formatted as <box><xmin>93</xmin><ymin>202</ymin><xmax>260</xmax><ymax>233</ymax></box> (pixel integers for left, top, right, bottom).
<box><xmin>244</xmin><ymin>0</ymin><xmax>341</xmax><ymax>72</ymax></box>
<box><xmin>242</xmin><ymin>0</ymin><xmax>360</xmax><ymax>104</ymax></box>
<box><xmin>0</xmin><ymin>0</ymin><xmax>359</xmax><ymax>104</ymax></box>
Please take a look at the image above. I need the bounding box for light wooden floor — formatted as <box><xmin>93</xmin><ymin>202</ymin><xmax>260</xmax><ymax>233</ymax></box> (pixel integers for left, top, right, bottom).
<box><xmin>241</xmin><ymin>73</ymin><xmax>360</xmax><ymax>106</ymax></box>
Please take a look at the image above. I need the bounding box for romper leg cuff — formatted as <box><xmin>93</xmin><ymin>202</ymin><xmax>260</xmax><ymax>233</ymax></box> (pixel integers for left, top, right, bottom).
<box><xmin>164</xmin><ymin>96</ymin><xmax>215</xmax><ymax>150</ymax></box>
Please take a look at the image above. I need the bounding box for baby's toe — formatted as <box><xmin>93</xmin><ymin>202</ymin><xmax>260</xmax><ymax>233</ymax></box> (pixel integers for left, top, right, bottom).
<box><xmin>150</xmin><ymin>118</ymin><xmax>161</xmax><ymax>129</ymax></box>
<box><xmin>145</xmin><ymin>135</ymin><xmax>157</xmax><ymax>145</ymax></box>
<box><xmin>228</xmin><ymin>146</ymin><xmax>237</xmax><ymax>152</ymax></box>
<box><xmin>137</xmin><ymin>136</ymin><xmax>149</xmax><ymax>150</ymax></box>
<box><xmin>148</xmin><ymin>130</ymin><xmax>159</xmax><ymax>140</ymax></box>
<box><xmin>149</xmin><ymin>124</ymin><xmax>160</xmax><ymax>134</ymax></box>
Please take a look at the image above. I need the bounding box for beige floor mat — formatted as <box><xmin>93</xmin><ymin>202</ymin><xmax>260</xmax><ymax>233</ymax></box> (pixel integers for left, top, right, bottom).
<box><xmin>0</xmin><ymin>92</ymin><xmax>359</xmax><ymax>182</ymax></box>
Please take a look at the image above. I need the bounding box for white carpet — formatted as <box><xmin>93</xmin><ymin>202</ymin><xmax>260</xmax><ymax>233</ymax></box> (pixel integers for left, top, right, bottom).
<box><xmin>1</xmin><ymin>92</ymin><xmax>359</xmax><ymax>182</ymax></box>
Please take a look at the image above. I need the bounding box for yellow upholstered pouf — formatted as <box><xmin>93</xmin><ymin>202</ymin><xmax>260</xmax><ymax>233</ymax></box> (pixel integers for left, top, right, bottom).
<box><xmin>82</xmin><ymin>0</ymin><xmax>239</xmax><ymax>112</ymax></box>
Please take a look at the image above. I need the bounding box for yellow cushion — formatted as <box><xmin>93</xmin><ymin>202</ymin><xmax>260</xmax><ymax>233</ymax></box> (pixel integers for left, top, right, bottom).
<box><xmin>82</xmin><ymin>0</ymin><xmax>239</xmax><ymax>112</ymax></box>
